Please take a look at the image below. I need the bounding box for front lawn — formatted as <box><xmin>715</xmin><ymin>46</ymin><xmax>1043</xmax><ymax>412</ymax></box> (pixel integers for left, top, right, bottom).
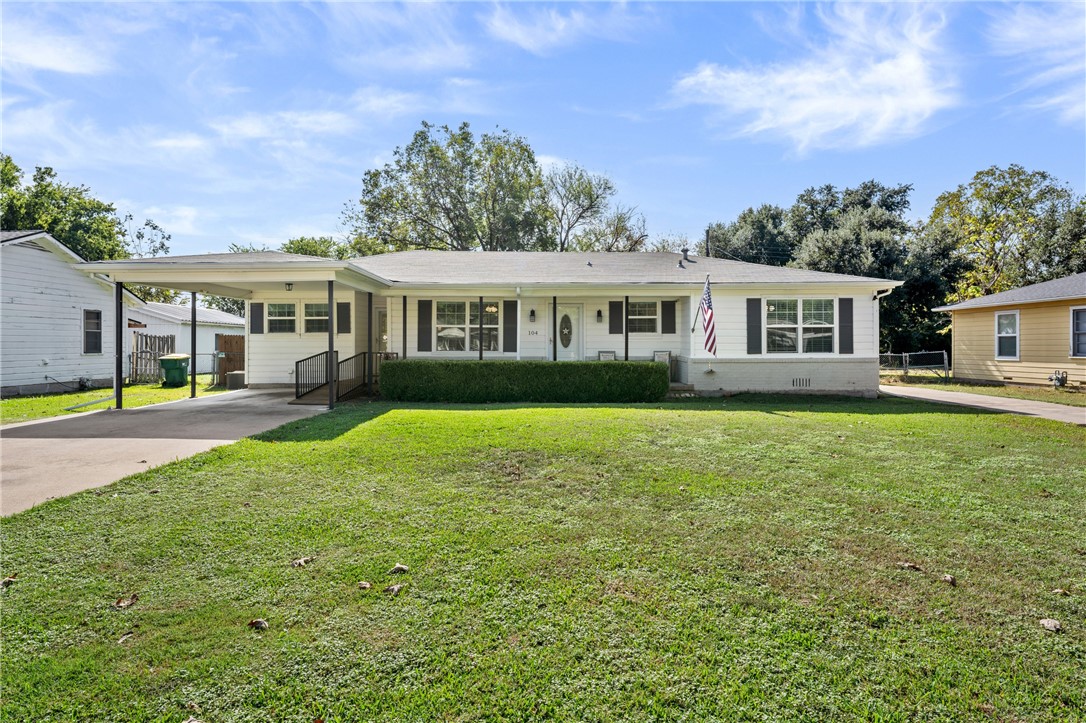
<box><xmin>0</xmin><ymin>375</ymin><xmax>226</xmax><ymax>425</ymax></box>
<box><xmin>881</xmin><ymin>373</ymin><xmax>1086</xmax><ymax>407</ymax></box>
<box><xmin>2</xmin><ymin>397</ymin><xmax>1083</xmax><ymax>721</ymax></box>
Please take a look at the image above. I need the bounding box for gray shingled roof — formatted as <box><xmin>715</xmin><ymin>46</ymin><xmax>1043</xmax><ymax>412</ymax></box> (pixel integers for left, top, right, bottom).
<box><xmin>350</xmin><ymin>251</ymin><xmax>899</xmax><ymax>286</ymax></box>
<box><xmin>138</xmin><ymin>301</ymin><xmax>244</xmax><ymax>326</ymax></box>
<box><xmin>0</xmin><ymin>229</ymin><xmax>48</xmax><ymax>243</ymax></box>
<box><xmin>933</xmin><ymin>272</ymin><xmax>1086</xmax><ymax>311</ymax></box>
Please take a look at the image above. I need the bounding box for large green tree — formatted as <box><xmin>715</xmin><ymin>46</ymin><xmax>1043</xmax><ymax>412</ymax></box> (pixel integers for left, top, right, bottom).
<box><xmin>544</xmin><ymin>164</ymin><xmax>615</xmax><ymax>252</ymax></box>
<box><xmin>1</xmin><ymin>154</ymin><xmax>129</xmax><ymax>261</ymax></box>
<box><xmin>931</xmin><ymin>164</ymin><xmax>1079</xmax><ymax>300</ymax></box>
<box><xmin>707</xmin><ymin>204</ymin><xmax>791</xmax><ymax>265</ymax></box>
<box><xmin>342</xmin><ymin>122</ymin><xmax>550</xmax><ymax>252</ymax></box>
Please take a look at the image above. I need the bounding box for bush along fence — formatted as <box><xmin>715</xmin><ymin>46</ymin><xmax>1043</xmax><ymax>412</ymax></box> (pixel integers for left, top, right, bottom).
<box><xmin>381</xmin><ymin>360</ymin><xmax>670</xmax><ymax>403</ymax></box>
<box><xmin>879</xmin><ymin>351</ymin><xmax>950</xmax><ymax>380</ymax></box>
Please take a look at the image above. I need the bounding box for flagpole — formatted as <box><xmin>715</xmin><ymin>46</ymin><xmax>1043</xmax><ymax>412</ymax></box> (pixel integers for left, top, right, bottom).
<box><xmin>691</xmin><ymin>274</ymin><xmax>709</xmax><ymax>333</ymax></box>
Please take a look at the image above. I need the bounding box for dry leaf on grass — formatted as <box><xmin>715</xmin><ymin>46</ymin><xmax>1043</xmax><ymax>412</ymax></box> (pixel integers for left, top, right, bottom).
<box><xmin>291</xmin><ymin>557</ymin><xmax>314</xmax><ymax>568</ymax></box>
<box><xmin>358</xmin><ymin>581</ymin><xmax>372</xmax><ymax>590</ymax></box>
<box><xmin>248</xmin><ymin>618</ymin><xmax>269</xmax><ymax>631</ymax></box>
<box><xmin>388</xmin><ymin>563</ymin><xmax>409</xmax><ymax>575</ymax></box>
<box><xmin>1</xmin><ymin>573</ymin><xmax>17</xmax><ymax>589</ymax></box>
<box><xmin>383</xmin><ymin>583</ymin><xmax>404</xmax><ymax>595</ymax></box>
<box><xmin>117</xmin><ymin>631</ymin><xmax>135</xmax><ymax>644</ymax></box>
<box><xmin>1052</xmin><ymin>588</ymin><xmax>1070</xmax><ymax>596</ymax></box>
<box><xmin>1040</xmin><ymin>618</ymin><xmax>1062</xmax><ymax>633</ymax></box>
<box><xmin>896</xmin><ymin>562</ymin><xmax>923</xmax><ymax>572</ymax></box>
<box><xmin>941</xmin><ymin>574</ymin><xmax>957</xmax><ymax>587</ymax></box>
<box><xmin>113</xmin><ymin>593</ymin><xmax>139</xmax><ymax>609</ymax></box>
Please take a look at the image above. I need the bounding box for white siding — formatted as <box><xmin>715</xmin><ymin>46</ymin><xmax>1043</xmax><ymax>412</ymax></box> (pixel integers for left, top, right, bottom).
<box><xmin>1</xmin><ymin>241</ymin><xmax>129</xmax><ymax>394</ymax></box>
<box><xmin>242</xmin><ymin>283</ymin><xmax>886</xmax><ymax>394</ymax></box>
<box><xmin>246</xmin><ymin>291</ymin><xmax>358</xmax><ymax>385</ymax></box>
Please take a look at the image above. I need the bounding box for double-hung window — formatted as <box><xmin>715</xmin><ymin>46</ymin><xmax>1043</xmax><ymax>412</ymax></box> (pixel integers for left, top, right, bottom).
<box><xmin>267</xmin><ymin>303</ymin><xmax>296</xmax><ymax>333</ymax></box>
<box><xmin>436</xmin><ymin>301</ymin><xmax>500</xmax><ymax>352</ymax></box>
<box><xmin>304</xmin><ymin>303</ymin><xmax>329</xmax><ymax>333</ymax></box>
<box><xmin>766</xmin><ymin>299</ymin><xmax>835</xmax><ymax>353</ymax></box>
<box><xmin>83</xmin><ymin>310</ymin><xmax>103</xmax><ymax>354</ymax></box>
<box><xmin>1072</xmin><ymin>308</ymin><xmax>1086</xmax><ymax>358</ymax></box>
<box><xmin>627</xmin><ymin>302</ymin><xmax>658</xmax><ymax>333</ymax></box>
<box><xmin>470</xmin><ymin>301</ymin><xmax>500</xmax><ymax>351</ymax></box>
<box><xmin>436</xmin><ymin>302</ymin><xmax>467</xmax><ymax>351</ymax></box>
<box><xmin>995</xmin><ymin>311</ymin><xmax>1018</xmax><ymax>360</ymax></box>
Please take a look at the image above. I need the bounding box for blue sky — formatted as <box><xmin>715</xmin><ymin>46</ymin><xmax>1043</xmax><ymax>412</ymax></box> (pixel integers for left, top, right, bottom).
<box><xmin>3</xmin><ymin>1</ymin><xmax>1084</xmax><ymax>256</ymax></box>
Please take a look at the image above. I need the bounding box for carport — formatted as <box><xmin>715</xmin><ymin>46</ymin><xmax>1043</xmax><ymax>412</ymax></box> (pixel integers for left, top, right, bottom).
<box><xmin>79</xmin><ymin>252</ymin><xmax>389</xmax><ymax>409</ymax></box>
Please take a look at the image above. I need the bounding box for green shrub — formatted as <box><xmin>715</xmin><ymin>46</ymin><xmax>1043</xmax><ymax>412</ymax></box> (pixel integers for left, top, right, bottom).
<box><xmin>380</xmin><ymin>360</ymin><xmax>670</xmax><ymax>403</ymax></box>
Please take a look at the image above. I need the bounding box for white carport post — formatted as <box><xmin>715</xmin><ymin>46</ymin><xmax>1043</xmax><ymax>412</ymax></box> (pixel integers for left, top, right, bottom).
<box><xmin>190</xmin><ymin>292</ymin><xmax>197</xmax><ymax>398</ymax></box>
<box><xmin>327</xmin><ymin>280</ymin><xmax>335</xmax><ymax>409</ymax></box>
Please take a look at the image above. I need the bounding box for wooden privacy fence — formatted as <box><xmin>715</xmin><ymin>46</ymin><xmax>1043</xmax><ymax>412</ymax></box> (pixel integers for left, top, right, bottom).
<box><xmin>215</xmin><ymin>334</ymin><xmax>245</xmax><ymax>386</ymax></box>
<box><xmin>131</xmin><ymin>333</ymin><xmax>175</xmax><ymax>382</ymax></box>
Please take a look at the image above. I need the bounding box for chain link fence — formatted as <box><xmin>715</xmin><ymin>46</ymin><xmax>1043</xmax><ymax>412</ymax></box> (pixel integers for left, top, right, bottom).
<box><xmin>879</xmin><ymin>351</ymin><xmax>950</xmax><ymax>380</ymax></box>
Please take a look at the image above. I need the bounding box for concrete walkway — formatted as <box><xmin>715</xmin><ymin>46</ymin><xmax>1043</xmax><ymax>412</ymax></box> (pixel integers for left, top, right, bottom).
<box><xmin>1</xmin><ymin>389</ymin><xmax>327</xmax><ymax>516</ymax></box>
<box><xmin>879</xmin><ymin>385</ymin><xmax>1086</xmax><ymax>426</ymax></box>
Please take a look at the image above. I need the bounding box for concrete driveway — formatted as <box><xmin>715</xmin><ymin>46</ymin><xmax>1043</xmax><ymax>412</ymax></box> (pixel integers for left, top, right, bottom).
<box><xmin>879</xmin><ymin>385</ymin><xmax>1086</xmax><ymax>425</ymax></box>
<box><xmin>1</xmin><ymin>389</ymin><xmax>327</xmax><ymax>516</ymax></box>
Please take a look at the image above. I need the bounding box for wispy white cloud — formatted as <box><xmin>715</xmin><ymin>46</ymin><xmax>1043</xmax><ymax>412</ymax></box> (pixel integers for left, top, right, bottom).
<box><xmin>140</xmin><ymin>205</ymin><xmax>203</xmax><ymax>236</ymax></box>
<box><xmin>986</xmin><ymin>3</ymin><xmax>1085</xmax><ymax>125</ymax></box>
<box><xmin>1</xmin><ymin>17</ymin><xmax>114</xmax><ymax>76</ymax></box>
<box><xmin>483</xmin><ymin>3</ymin><xmax>652</xmax><ymax>55</ymax></box>
<box><xmin>351</xmin><ymin>86</ymin><xmax>425</xmax><ymax>118</ymax></box>
<box><xmin>317</xmin><ymin>3</ymin><xmax>473</xmax><ymax>73</ymax></box>
<box><xmin>671</xmin><ymin>4</ymin><xmax>958</xmax><ymax>153</ymax></box>
<box><xmin>210</xmin><ymin>110</ymin><xmax>356</xmax><ymax>142</ymax></box>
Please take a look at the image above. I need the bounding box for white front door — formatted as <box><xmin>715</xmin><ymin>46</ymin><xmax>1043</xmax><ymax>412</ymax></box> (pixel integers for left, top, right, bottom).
<box><xmin>555</xmin><ymin>305</ymin><xmax>582</xmax><ymax>361</ymax></box>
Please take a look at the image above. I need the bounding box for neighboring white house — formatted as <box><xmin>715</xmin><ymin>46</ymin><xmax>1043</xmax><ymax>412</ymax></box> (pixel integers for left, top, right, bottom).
<box><xmin>0</xmin><ymin>230</ymin><xmax>141</xmax><ymax>397</ymax></box>
<box><xmin>127</xmin><ymin>302</ymin><xmax>244</xmax><ymax>374</ymax></box>
<box><xmin>81</xmin><ymin>249</ymin><xmax>903</xmax><ymax>399</ymax></box>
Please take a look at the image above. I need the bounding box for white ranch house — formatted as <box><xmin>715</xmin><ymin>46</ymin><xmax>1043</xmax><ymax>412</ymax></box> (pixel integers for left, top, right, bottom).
<box><xmin>80</xmin><ymin>249</ymin><xmax>901</xmax><ymax>405</ymax></box>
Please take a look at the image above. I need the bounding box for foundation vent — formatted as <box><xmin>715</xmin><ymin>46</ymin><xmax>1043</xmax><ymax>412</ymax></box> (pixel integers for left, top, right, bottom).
<box><xmin>792</xmin><ymin>378</ymin><xmax>812</xmax><ymax>388</ymax></box>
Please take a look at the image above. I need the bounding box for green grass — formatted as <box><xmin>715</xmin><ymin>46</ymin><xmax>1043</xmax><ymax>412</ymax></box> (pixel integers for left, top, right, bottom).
<box><xmin>881</xmin><ymin>373</ymin><xmax>1086</xmax><ymax>407</ymax></box>
<box><xmin>2</xmin><ymin>397</ymin><xmax>1084</xmax><ymax>721</ymax></box>
<box><xmin>0</xmin><ymin>375</ymin><xmax>226</xmax><ymax>424</ymax></box>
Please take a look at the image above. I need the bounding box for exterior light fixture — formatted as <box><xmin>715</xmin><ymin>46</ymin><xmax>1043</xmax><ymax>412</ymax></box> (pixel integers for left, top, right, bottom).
<box><xmin>285</xmin><ymin>283</ymin><xmax>294</xmax><ymax>292</ymax></box>
<box><xmin>529</xmin><ymin>309</ymin><xmax>536</xmax><ymax>323</ymax></box>
<box><xmin>484</xmin><ymin>304</ymin><xmax>498</xmax><ymax>314</ymax></box>
<box><xmin>597</xmin><ymin>309</ymin><xmax>603</xmax><ymax>323</ymax></box>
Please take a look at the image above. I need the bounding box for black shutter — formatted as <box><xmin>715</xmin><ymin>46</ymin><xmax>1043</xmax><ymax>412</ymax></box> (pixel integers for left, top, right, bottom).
<box><xmin>839</xmin><ymin>298</ymin><xmax>854</xmax><ymax>354</ymax></box>
<box><xmin>336</xmin><ymin>302</ymin><xmax>351</xmax><ymax>334</ymax></box>
<box><xmin>608</xmin><ymin>301</ymin><xmax>623</xmax><ymax>334</ymax></box>
<box><xmin>250</xmin><ymin>302</ymin><xmax>264</xmax><ymax>334</ymax></box>
<box><xmin>746</xmin><ymin>298</ymin><xmax>761</xmax><ymax>354</ymax></box>
<box><xmin>417</xmin><ymin>300</ymin><xmax>432</xmax><ymax>352</ymax></box>
<box><xmin>503</xmin><ymin>300</ymin><xmax>517</xmax><ymax>353</ymax></box>
<box><xmin>661</xmin><ymin>300</ymin><xmax>676</xmax><ymax>334</ymax></box>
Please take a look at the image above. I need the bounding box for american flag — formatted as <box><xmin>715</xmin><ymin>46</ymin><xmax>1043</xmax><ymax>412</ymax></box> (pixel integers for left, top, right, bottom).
<box><xmin>700</xmin><ymin>276</ymin><xmax>717</xmax><ymax>356</ymax></box>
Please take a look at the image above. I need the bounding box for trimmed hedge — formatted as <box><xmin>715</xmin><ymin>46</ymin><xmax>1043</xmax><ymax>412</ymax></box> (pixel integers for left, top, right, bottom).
<box><xmin>380</xmin><ymin>360</ymin><xmax>670</xmax><ymax>403</ymax></box>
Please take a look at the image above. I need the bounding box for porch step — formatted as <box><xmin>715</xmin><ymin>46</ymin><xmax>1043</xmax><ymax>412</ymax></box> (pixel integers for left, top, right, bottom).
<box><xmin>666</xmin><ymin>382</ymin><xmax>698</xmax><ymax>400</ymax></box>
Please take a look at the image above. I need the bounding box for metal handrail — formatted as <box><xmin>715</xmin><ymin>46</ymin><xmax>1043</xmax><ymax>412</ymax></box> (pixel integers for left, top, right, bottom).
<box><xmin>295</xmin><ymin>350</ymin><xmax>330</xmax><ymax>399</ymax></box>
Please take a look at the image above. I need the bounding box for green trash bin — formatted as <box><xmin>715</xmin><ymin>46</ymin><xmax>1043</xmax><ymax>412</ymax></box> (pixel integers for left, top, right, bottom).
<box><xmin>159</xmin><ymin>354</ymin><xmax>191</xmax><ymax>387</ymax></box>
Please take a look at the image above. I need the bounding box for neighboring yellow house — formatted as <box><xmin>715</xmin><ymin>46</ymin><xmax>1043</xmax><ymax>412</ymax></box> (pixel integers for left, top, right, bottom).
<box><xmin>933</xmin><ymin>272</ymin><xmax>1086</xmax><ymax>387</ymax></box>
